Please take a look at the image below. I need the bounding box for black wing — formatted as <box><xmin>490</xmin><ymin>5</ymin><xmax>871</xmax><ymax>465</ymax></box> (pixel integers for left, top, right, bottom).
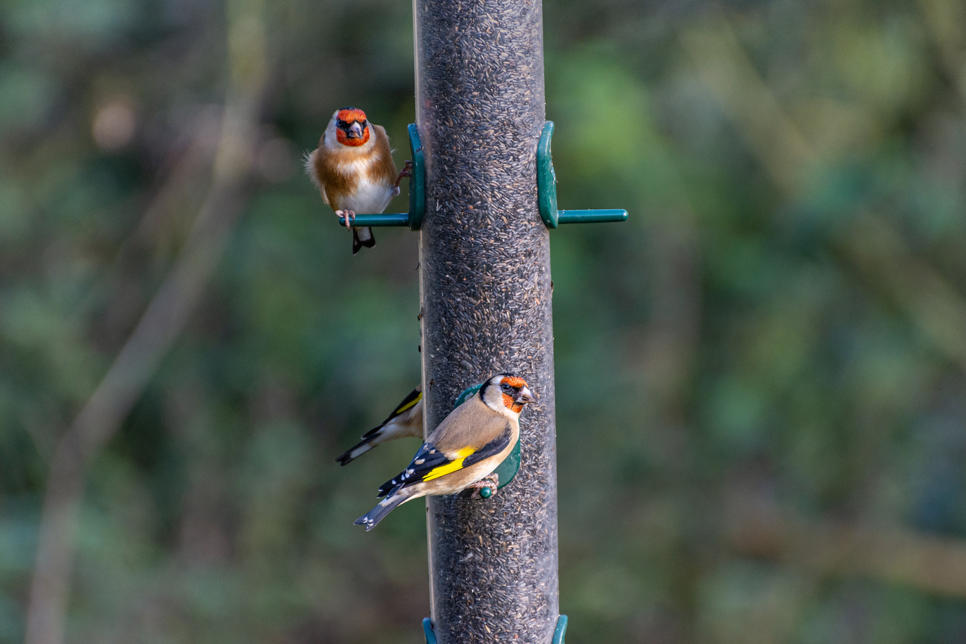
<box><xmin>462</xmin><ymin>427</ymin><xmax>512</xmax><ymax>468</ymax></box>
<box><xmin>362</xmin><ymin>388</ymin><xmax>422</xmax><ymax>438</ymax></box>
<box><xmin>377</xmin><ymin>424</ymin><xmax>512</xmax><ymax>497</ymax></box>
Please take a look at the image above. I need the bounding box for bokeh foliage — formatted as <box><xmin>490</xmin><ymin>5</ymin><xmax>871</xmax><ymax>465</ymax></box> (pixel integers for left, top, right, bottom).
<box><xmin>3</xmin><ymin>0</ymin><xmax>966</xmax><ymax>642</ymax></box>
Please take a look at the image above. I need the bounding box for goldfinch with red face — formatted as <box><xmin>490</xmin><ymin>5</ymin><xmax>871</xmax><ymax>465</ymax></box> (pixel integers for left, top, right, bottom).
<box><xmin>336</xmin><ymin>386</ymin><xmax>423</xmax><ymax>465</ymax></box>
<box><xmin>354</xmin><ymin>374</ymin><xmax>535</xmax><ymax>531</ymax></box>
<box><xmin>305</xmin><ymin>107</ymin><xmax>410</xmax><ymax>254</ymax></box>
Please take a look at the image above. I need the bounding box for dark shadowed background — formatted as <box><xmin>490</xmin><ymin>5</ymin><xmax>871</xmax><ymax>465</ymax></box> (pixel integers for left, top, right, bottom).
<box><xmin>4</xmin><ymin>0</ymin><xmax>966</xmax><ymax>642</ymax></box>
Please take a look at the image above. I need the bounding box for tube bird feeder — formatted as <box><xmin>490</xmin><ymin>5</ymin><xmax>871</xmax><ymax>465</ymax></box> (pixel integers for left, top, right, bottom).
<box><xmin>339</xmin><ymin>1</ymin><xmax>626</xmax><ymax>641</ymax></box>
<box><xmin>415</xmin><ymin>1</ymin><xmax>559</xmax><ymax>642</ymax></box>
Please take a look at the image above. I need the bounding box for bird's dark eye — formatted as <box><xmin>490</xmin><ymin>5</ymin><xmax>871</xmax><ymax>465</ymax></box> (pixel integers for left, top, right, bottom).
<box><xmin>501</xmin><ymin>383</ymin><xmax>511</xmax><ymax>392</ymax></box>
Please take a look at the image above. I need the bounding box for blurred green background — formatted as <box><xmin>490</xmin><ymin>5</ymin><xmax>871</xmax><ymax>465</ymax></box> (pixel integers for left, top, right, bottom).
<box><xmin>4</xmin><ymin>0</ymin><xmax>966</xmax><ymax>642</ymax></box>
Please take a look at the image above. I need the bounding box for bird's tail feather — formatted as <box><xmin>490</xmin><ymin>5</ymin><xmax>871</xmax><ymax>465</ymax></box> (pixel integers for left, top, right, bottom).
<box><xmin>352</xmin><ymin>227</ymin><xmax>376</xmax><ymax>254</ymax></box>
<box><xmin>335</xmin><ymin>436</ymin><xmax>377</xmax><ymax>466</ymax></box>
<box><xmin>354</xmin><ymin>489</ymin><xmax>410</xmax><ymax>531</ymax></box>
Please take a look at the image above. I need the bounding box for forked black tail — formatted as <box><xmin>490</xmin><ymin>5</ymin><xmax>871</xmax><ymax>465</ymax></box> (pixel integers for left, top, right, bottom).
<box><xmin>352</xmin><ymin>227</ymin><xmax>376</xmax><ymax>254</ymax></box>
<box><xmin>354</xmin><ymin>490</ymin><xmax>407</xmax><ymax>531</ymax></box>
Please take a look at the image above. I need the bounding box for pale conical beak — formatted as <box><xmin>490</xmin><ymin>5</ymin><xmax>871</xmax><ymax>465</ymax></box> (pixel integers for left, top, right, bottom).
<box><xmin>348</xmin><ymin>122</ymin><xmax>364</xmax><ymax>138</ymax></box>
<box><xmin>516</xmin><ymin>387</ymin><xmax>536</xmax><ymax>404</ymax></box>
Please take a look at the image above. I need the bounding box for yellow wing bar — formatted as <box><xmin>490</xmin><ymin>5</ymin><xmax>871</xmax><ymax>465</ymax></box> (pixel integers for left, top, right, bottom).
<box><xmin>421</xmin><ymin>446</ymin><xmax>475</xmax><ymax>482</ymax></box>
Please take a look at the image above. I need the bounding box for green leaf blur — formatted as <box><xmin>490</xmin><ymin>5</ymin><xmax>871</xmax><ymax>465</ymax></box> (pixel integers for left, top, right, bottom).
<box><xmin>3</xmin><ymin>0</ymin><xmax>966</xmax><ymax>642</ymax></box>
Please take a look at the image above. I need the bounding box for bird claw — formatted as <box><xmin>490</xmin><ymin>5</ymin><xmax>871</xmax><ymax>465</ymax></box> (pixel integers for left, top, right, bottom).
<box><xmin>393</xmin><ymin>160</ymin><xmax>413</xmax><ymax>189</ymax></box>
<box><xmin>467</xmin><ymin>473</ymin><xmax>499</xmax><ymax>499</ymax></box>
<box><xmin>336</xmin><ymin>210</ymin><xmax>355</xmax><ymax>230</ymax></box>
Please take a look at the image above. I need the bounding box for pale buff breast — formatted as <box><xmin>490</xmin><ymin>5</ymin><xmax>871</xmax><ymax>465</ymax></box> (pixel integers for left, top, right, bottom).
<box><xmin>336</xmin><ymin>171</ymin><xmax>395</xmax><ymax>214</ymax></box>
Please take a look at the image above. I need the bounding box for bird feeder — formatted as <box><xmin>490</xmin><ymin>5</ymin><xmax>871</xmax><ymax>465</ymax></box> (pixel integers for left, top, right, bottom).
<box><xmin>338</xmin><ymin>121</ymin><xmax>627</xmax><ymax>231</ymax></box>
<box><xmin>339</xmin><ymin>1</ymin><xmax>626</xmax><ymax>641</ymax></box>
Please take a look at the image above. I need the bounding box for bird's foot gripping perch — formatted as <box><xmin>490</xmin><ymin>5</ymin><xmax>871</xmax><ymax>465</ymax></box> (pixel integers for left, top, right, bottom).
<box><xmin>394</xmin><ymin>159</ymin><xmax>413</xmax><ymax>189</ymax></box>
<box><xmin>467</xmin><ymin>473</ymin><xmax>499</xmax><ymax>499</ymax></box>
<box><xmin>390</xmin><ymin>160</ymin><xmax>413</xmax><ymax>198</ymax></box>
<box><xmin>336</xmin><ymin>209</ymin><xmax>356</xmax><ymax>230</ymax></box>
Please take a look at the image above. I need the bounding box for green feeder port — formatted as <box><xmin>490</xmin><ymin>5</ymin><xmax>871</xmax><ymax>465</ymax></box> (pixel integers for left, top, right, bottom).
<box><xmin>423</xmin><ymin>615</ymin><xmax>567</xmax><ymax>644</ymax></box>
<box><xmin>537</xmin><ymin>121</ymin><xmax>628</xmax><ymax>229</ymax></box>
<box><xmin>336</xmin><ymin>121</ymin><xmax>626</xmax><ymax>232</ymax></box>
<box><xmin>336</xmin><ymin>123</ymin><xmax>426</xmax><ymax>229</ymax></box>
<box><xmin>452</xmin><ymin>384</ymin><xmax>519</xmax><ymax>490</ymax></box>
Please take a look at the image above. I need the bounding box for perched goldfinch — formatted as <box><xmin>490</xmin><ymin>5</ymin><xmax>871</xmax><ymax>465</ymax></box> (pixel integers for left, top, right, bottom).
<box><xmin>336</xmin><ymin>386</ymin><xmax>423</xmax><ymax>466</ymax></box>
<box><xmin>304</xmin><ymin>107</ymin><xmax>411</xmax><ymax>254</ymax></box>
<box><xmin>354</xmin><ymin>374</ymin><xmax>535</xmax><ymax>531</ymax></box>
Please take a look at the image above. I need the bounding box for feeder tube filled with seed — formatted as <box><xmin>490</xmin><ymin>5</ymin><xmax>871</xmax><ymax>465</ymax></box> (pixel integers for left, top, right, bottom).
<box><xmin>415</xmin><ymin>0</ymin><xmax>560</xmax><ymax>642</ymax></box>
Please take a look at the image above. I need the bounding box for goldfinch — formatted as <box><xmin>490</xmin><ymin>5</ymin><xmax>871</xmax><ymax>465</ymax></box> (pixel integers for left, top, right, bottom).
<box><xmin>336</xmin><ymin>386</ymin><xmax>423</xmax><ymax>466</ymax></box>
<box><xmin>304</xmin><ymin>107</ymin><xmax>411</xmax><ymax>254</ymax></box>
<box><xmin>354</xmin><ymin>374</ymin><xmax>535</xmax><ymax>531</ymax></box>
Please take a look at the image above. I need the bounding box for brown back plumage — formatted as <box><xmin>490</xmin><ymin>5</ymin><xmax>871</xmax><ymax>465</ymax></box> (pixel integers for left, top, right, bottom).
<box><xmin>429</xmin><ymin>393</ymin><xmax>515</xmax><ymax>456</ymax></box>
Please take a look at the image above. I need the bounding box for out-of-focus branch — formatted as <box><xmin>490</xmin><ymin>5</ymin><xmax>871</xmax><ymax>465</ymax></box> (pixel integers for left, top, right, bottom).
<box><xmin>680</xmin><ymin>18</ymin><xmax>815</xmax><ymax>195</ymax></box>
<box><xmin>726</xmin><ymin>495</ymin><xmax>966</xmax><ymax>598</ymax></box>
<box><xmin>681</xmin><ymin>13</ymin><xmax>966</xmax><ymax>372</ymax></box>
<box><xmin>918</xmin><ymin>0</ymin><xmax>966</xmax><ymax>103</ymax></box>
<box><xmin>685</xmin><ymin>16</ymin><xmax>966</xmax><ymax>596</ymax></box>
<box><xmin>23</xmin><ymin>1</ymin><xmax>268</xmax><ymax>643</ymax></box>
<box><xmin>838</xmin><ymin>214</ymin><xmax>966</xmax><ymax>372</ymax></box>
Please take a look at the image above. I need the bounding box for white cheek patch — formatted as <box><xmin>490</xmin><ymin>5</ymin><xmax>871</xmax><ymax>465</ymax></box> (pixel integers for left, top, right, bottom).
<box><xmin>482</xmin><ymin>386</ymin><xmax>519</xmax><ymax>419</ymax></box>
